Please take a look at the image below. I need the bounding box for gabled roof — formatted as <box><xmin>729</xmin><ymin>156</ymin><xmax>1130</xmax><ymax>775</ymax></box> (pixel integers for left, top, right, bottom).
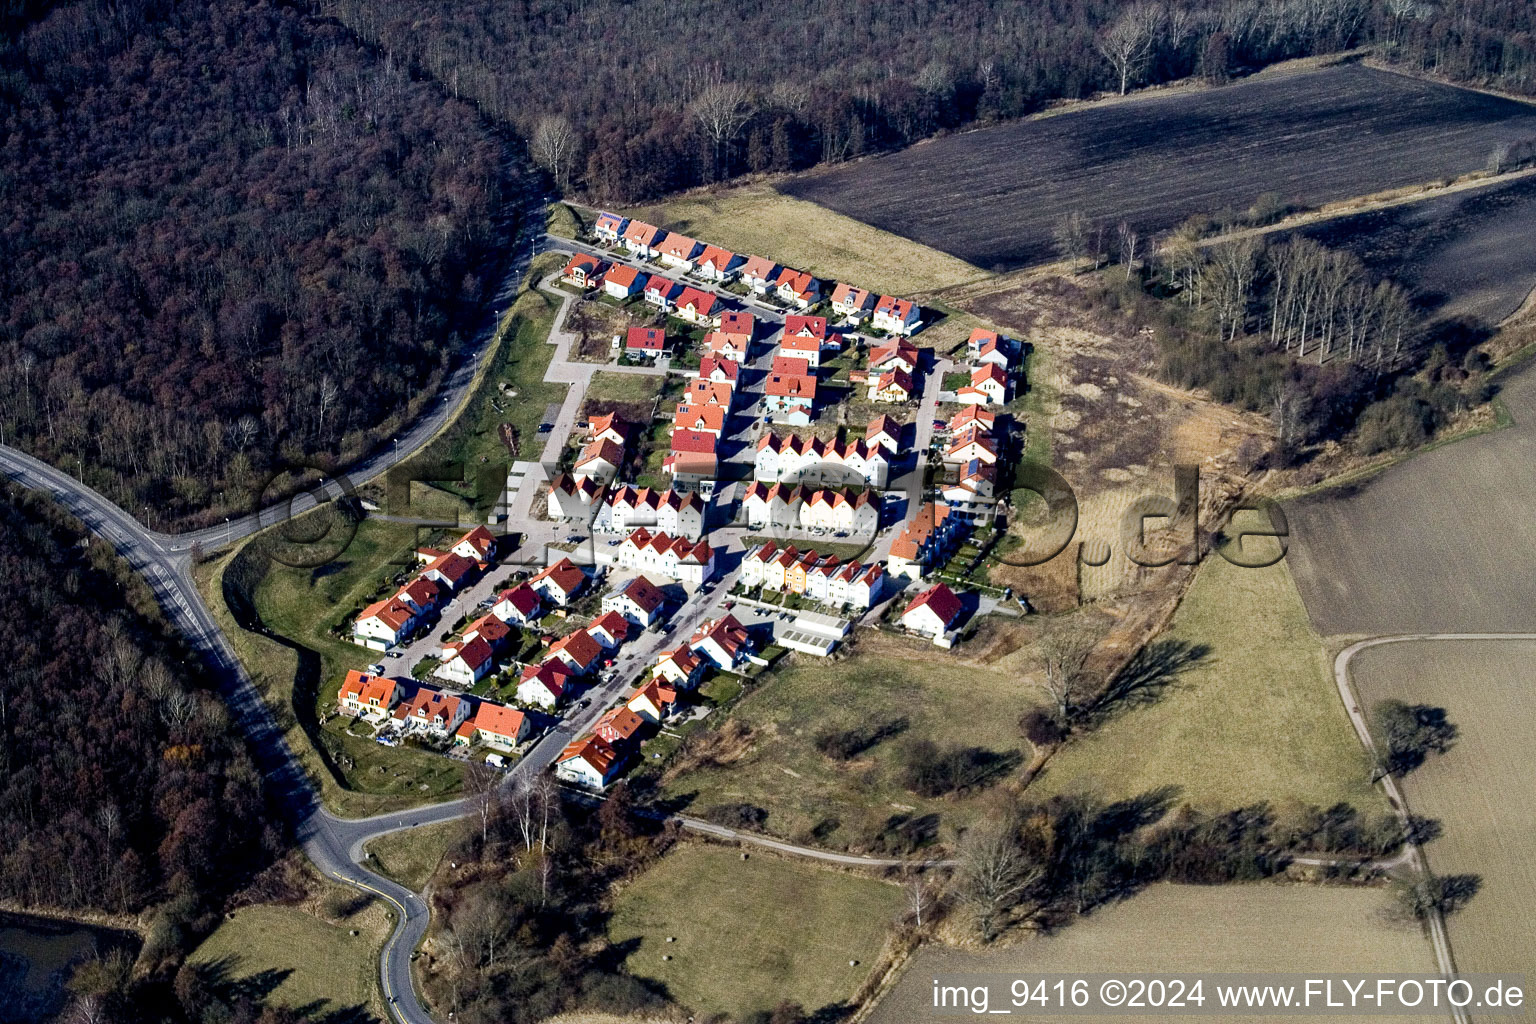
<box><xmin>360</xmin><ymin>596</ymin><xmax>414</xmax><ymax>632</ymax></box>
<box><xmin>645</xmin><ymin>278</ymin><xmax>682</xmax><ymax>300</ymax></box>
<box><xmin>675</xmin><ymin>403</ymin><xmax>726</xmax><ymax>434</ymax></box>
<box><xmin>472</xmin><ymin>703</ymin><xmax>526</xmax><ymax>740</ymax></box>
<box><xmin>424</xmin><ymin>551</ymin><xmax>477</xmax><ymax>588</ymax></box>
<box><xmin>595</xmin><ymin>211</ymin><xmax>628</xmax><ymax>232</ymax></box>
<box><xmin>775</xmin><ymin>267</ymin><xmax>818</xmax><ymax>297</ymax></box>
<box><xmin>496</xmin><ymin>583</ymin><xmax>542</xmax><ymax>617</ymax></box>
<box><xmin>968</xmin><ymin>327</ymin><xmax>1000</xmax><ymax>349</ymax></box>
<box><xmin>613</xmin><ymin>574</ymin><xmax>666</xmax><ymax>613</ymax></box>
<box><xmin>780</xmin><ymin>333</ymin><xmax>821</xmax><ymax>358</ymax></box>
<box><xmin>455</xmin><ymin>525</ymin><xmax>497</xmax><ymax>562</ymax></box>
<box><xmin>559</xmin><ymin>734</ymin><xmax>620</xmax><ymax>774</ymax></box>
<box><xmin>597</xmin><ymin>705</ymin><xmax>646</xmax><ymax>741</ymax></box>
<box><xmin>669</xmin><ymin>429</ymin><xmax>718</xmax><ymax>455</ymax></box>
<box><xmin>873</xmin><ymin>367</ymin><xmax>914</xmax><ymax>396</ymax></box>
<box><xmin>521</xmin><ymin>659</ymin><xmax>571</xmax><ymax>696</ymax></box>
<box><xmin>870</xmin><ymin>338</ymin><xmax>919</xmax><ymax>369</ymax></box>
<box><xmin>605</xmin><ymin>264</ymin><xmax>643</xmax><ymax>288</ymax></box>
<box><xmin>626</xmin><ymin>326</ymin><xmax>666</xmax><ymax>351</ymax></box>
<box><xmin>867</xmin><ymin>413</ymin><xmax>901</xmax><ymax>442</ymax></box>
<box><xmin>464</xmin><ymin>614</ymin><xmax>511</xmax><ymax>646</ymax></box>
<box><xmin>659</xmin><ymin>234</ymin><xmax>702</xmax><ymax>260</ymax></box>
<box><xmin>831</xmin><ymin>282</ymin><xmax>874</xmax><ymax>308</ymax></box>
<box><xmin>696</xmin><ymin>244</ymin><xmax>738</xmax><ymax>272</ymax></box>
<box><xmin>549</xmin><ymin>628</ymin><xmax>603</xmax><ymax>669</ymax></box>
<box><xmin>698</xmin><ymin>356</ymin><xmax>740</xmax><ymax>383</ymax></box>
<box><xmin>655</xmin><ymin>647</ymin><xmax>703</xmax><ymax>677</ymax></box>
<box><xmin>689</xmin><ymin>613</ymin><xmax>751</xmax><ymax>659</ymax></box>
<box><xmin>563</xmin><ymin>253</ymin><xmax>604</xmax><ymax>277</ymax></box>
<box><xmin>949</xmin><ymin>404</ymin><xmax>997</xmax><ymax>433</ymax></box>
<box><xmin>399</xmin><ymin>576</ymin><xmax>443</xmax><ymax>608</ymax></box>
<box><xmin>783</xmin><ymin>314</ymin><xmax>827</xmax><ymax>340</ymax></box>
<box><xmin>683</xmin><ymin>378</ymin><xmax>735</xmax><ymax>407</ymax></box>
<box><xmin>531</xmin><ymin>557</ymin><xmax>587</xmax><ymax>596</ymax></box>
<box><xmin>706</xmin><ymin>330</ymin><xmax>748</xmax><ymax>356</ymax></box>
<box><xmin>718</xmin><ymin>311</ymin><xmax>755</xmax><ymax>339</ymax></box>
<box><xmin>628</xmin><ymin>680</ymin><xmax>679</xmax><ymax>713</ymax></box>
<box><xmin>590</xmin><ymin>610</ymin><xmax>632</xmax><ymax>643</ymax></box>
<box><xmin>741</xmin><ymin>254</ymin><xmax>778</xmax><ymax>280</ymax></box>
<box><xmin>972</xmin><ymin>362</ymin><xmax>1008</xmax><ymax>386</ymax></box>
<box><xmin>588</xmin><ymin>412</ymin><xmax>628</xmax><ymax>440</ymax></box>
<box><xmin>876</xmin><ymin>295</ymin><xmax>916</xmax><ymax>319</ymax></box>
<box><xmin>577</xmin><ymin>437</ymin><xmax>626</xmax><ymax>470</ymax></box>
<box><xmin>675</xmin><ymin>285</ymin><xmax>719</xmax><ymax>315</ymax></box>
<box><xmin>903</xmin><ymin>582</ymin><xmax>963</xmax><ymax>627</ymax></box>
<box><xmin>622</xmin><ymin>220</ymin><xmax>665</xmax><ymax>246</ymax></box>
<box><xmin>550</xmin><ymin>472</ymin><xmax>603</xmax><ymax>502</ymax></box>
<box><xmin>442</xmin><ymin>634</ymin><xmax>495</xmax><ymax>671</ymax></box>
<box><xmin>339</xmin><ymin>670</ymin><xmax>398</xmax><ymax>707</ymax></box>
<box><xmin>766</xmin><ymin>357</ymin><xmax>816</xmax><ymax>399</ymax></box>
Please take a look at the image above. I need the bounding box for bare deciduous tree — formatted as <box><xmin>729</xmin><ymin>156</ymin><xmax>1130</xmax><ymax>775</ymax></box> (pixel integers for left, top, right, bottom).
<box><xmin>1098</xmin><ymin>4</ymin><xmax>1163</xmax><ymax>95</ymax></box>
<box><xmin>1034</xmin><ymin>623</ymin><xmax>1102</xmax><ymax>725</ymax></box>
<box><xmin>463</xmin><ymin>760</ymin><xmax>500</xmax><ymax>851</ymax></box>
<box><xmin>1052</xmin><ymin>210</ymin><xmax>1091</xmax><ymax>270</ymax></box>
<box><xmin>956</xmin><ymin>821</ymin><xmax>1042</xmax><ymax>941</ymax></box>
<box><xmin>530</xmin><ymin>115</ymin><xmax>578</xmax><ymax>191</ymax></box>
<box><xmin>692</xmin><ymin>81</ymin><xmax>753</xmax><ymax>180</ymax></box>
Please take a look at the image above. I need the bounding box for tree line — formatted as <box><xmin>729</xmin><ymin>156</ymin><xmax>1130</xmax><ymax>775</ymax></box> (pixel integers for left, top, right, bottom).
<box><xmin>327</xmin><ymin>0</ymin><xmax>1536</xmax><ymax>204</ymax></box>
<box><xmin>0</xmin><ymin>0</ymin><xmax>514</xmax><ymax>527</ymax></box>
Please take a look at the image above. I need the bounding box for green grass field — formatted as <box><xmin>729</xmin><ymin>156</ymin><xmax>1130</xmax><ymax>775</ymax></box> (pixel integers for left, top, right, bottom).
<box><xmin>190</xmin><ymin>891</ymin><xmax>393</xmax><ymax>1021</ymax></box>
<box><xmin>364</xmin><ymin>819</ymin><xmax>466</xmax><ymax>891</ymax></box>
<box><xmin>608</xmin><ymin>844</ymin><xmax>903</xmax><ymax>1019</ymax></box>
<box><xmin>623</xmin><ymin>184</ymin><xmax>991</xmax><ymax>297</ymax></box>
<box><xmin>1033</xmin><ymin>554</ymin><xmax>1382</xmax><ymax>812</ymax></box>
<box><xmin>870</xmin><ymin>883</ymin><xmax>1435</xmax><ymax>1024</ymax></box>
<box><xmin>661</xmin><ymin>630</ymin><xmax>1035</xmax><ymax>847</ymax></box>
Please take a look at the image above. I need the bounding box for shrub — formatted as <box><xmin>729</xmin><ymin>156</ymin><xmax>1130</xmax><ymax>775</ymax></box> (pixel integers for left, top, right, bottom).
<box><xmin>701</xmin><ymin>802</ymin><xmax>768</xmax><ymax>830</ymax></box>
<box><xmin>813</xmin><ymin>716</ymin><xmax>909</xmax><ymax>760</ymax></box>
<box><xmin>1018</xmin><ymin>708</ymin><xmax>1067</xmax><ymax>747</ymax></box>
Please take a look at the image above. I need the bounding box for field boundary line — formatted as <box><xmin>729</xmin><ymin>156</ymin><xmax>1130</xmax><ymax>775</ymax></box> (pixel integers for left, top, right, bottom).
<box><xmin>1333</xmin><ymin>632</ymin><xmax>1536</xmax><ymax>1024</ymax></box>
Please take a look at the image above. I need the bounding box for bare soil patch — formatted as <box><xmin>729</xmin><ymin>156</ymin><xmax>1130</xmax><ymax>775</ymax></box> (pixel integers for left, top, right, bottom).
<box><xmin>782</xmin><ymin>64</ymin><xmax>1536</xmax><ymax>270</ymax></box>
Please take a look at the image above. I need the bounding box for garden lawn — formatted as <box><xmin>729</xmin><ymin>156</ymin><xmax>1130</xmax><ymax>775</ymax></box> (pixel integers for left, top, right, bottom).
<box><xmin>608</xmin><ymin>844</ymin><xmax>902</xmax><ymax>1020</ymax></box>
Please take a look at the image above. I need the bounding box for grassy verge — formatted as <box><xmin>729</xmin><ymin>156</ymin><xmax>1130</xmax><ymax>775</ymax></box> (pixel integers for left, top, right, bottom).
<box><xmin>623</xmin><ymin>183</ymin><xmax>992</xmax><ymax>297</ymax></box>
<box><xmin>363</xmin><ymin>820</ymin><xmax>466</xmax><ymax>891</ymax></box>
<box><xmin>608</xmin><ymin>844</ymin><xmax>902</xmax><ymax>1020</ymax></box>
<box><xmin>586</xmin><ymin>370</ymin><xmax>669</xmax><ymax>406</ymax></box>
<box><xmin>546</xmin><ymin>201</ymin><xmax>583</xmax><ymax>239</ymax></box>
<box><xmin>189</xmin><ymin>883</ymin><xmax>393</xmax><ymax>1021</ymax></box>
<box><xmin>1033</xmin><ymin>552</ymin><xmax>1382</xmax><ymax>811</ymax></box>
<box><xmin>398</xmin><ymin>251</ymin><xmax>568</xmax><ymax>511</ymax></box>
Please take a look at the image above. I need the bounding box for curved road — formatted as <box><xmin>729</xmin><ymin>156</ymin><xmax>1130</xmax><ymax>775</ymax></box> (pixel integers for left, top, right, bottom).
<box><xmin>1330</xmin><ymin>634</ymin><xmax>1536</xmax><ymax>1024</ymax></box>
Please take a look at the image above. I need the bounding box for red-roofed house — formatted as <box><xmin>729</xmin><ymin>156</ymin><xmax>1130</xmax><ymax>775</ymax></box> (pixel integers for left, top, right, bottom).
<box><xmin>866</xmin><ymin>414</ymin><xmax>902</xmax><ymax>452</ymax></box>
<box><xmin>627</xmin><ymin>680</ymin><xmax>679</xmax><ymax>724</ymax></box>
<box><xmin>394</xmin><ymin>686</ymin><xmax>471</xmax><ymax>737</ymax></box>
<box><xmin>779</xmin><ymin>330</ymin><xmax>823</xmax><ymax>368</ymax></box>
<box><xmin>869</xmin><ymin>338</ymin><xmax>920</xmax><ymax>375</ymax></box>
<box><xmin>421</xmin><ymin>551</ymin><xmax>478</xmax><ymax>592</ymax></box>
<box><xmin>610</xmin><ymin>527</ymin><xmax>716</xmax><ymax>584</ymax></box>
<box><xmin>456</xmin><ymin>703</ymin><xmax>530</xmax><ymax>750</ymax></box>
<box><xmin>741</xmin><ymin>255</ymin><xmax>779</xmax><ymax>294</ymax></box>
<box><xmin>652</xmin><ymin>647</ymin><xmax>706</xmax><ymax>688</ymax></box>
<box><xmin>529</xmin><ymin>558</ymin><xmax>587</xmax><ymax>606</ymax></box>
<box><xmin>900</xmin><ymin>582</ymin><xmax>964</xmax><ymax>641</ymax></box>
<box><xmin>706</xmin><ymin>329</ymin><xmax>750</xmax><ymax>363</ymax></box>
<box><xmin>625</xmin><ymin>326</ymin><xmax>667</xmax><ymax>361</ymax></box>
<box><xmin>674</xmin><ymin>402</ymin><xmax>727</xmax><ymax>437</ymax></box>
<box><xmin>774</xmin><ymin>267</ymin><xmax>820</xmax><ymax>308</ymax></box>
<box><xmin>492</xmin><ymin>584</ymin><xmax>543</xmax><ymax>626</ymax></box>
<box><xmin>602</xmin><ymin>574</ymin><xmax>668</xmax><ymax>627</ymax></box>
<box><xmin>604</xmin><ymin>264</ymin><xmax>645</xmax><ymax>301</ymax></box>
<box><xmin>555</xmin><ymin>734</ymin><xmax>626</xmax><ymax>788</ymax></box>
<box><xmin>562</xmin><ymin>253</ymin><xmax>607</xmax><ymax>289</ymax></box>
<box><xmin>622</xmin><ymin>220</ymin><xmax>666</xmax><ymax>258</ymax></box>
<box><xmin>664</xmin><ymin>429</ymin><xmax>718</xmax><ymax>482</ymax></box>
<box><xmin>956</xmin><ymin>362</ymin><xmax>1009</xmax><ymax>405</ymax></box>
<box><xmin>698</xmin><ymin>356</ymin><xmax>741</xmax><ymax>386</ymax></box>
<box><xmin>588</xmin><ymin>610</ymin><xmax>632</xmax><ymax>649</ymax></box>
<box><xmin>643</xmin><ymin>277</ymin><xmax>682</xmax><ymax>313</ymax></box>
<box><xmin>695</xmin><ymin>245</ymin><xmax>741</xmax><ymax>282</ymax></box>
<box><xmin>548</xmin><ymin>629</ymin><xmax>604</xmax><ymax>675</ymax></box>
<box><xmin>689</xmin><ymin>613</ymin><xmax>753</xmax><ymax>670</ymax></box>
<box><xmin>575</xmin><ymin>437</ymin><xmax>625</xmax><ymax>484</ymax></box>
<box><xmin>451</xmin><ymin>526</ymin><xmax>498</xmax><ymax>565</ymax></box>
<box><xmin>595</xmin><ymin>705</ymin><xmax>647</xmax><ymax>744</ymax></box>
<box><xmin>353</xmin><ymin>596</ymin><xmax>421</xmax><ymax>651</ymax></box>
<box><xmin>830</xmin><ymin>282</ymin><xmax>876</xmax><ymax>321</ymax></box>
<box><xmin>674</xmin><ymin>286</ymin><xmax>721</xmax><ymax>326</ymax></box>
<box><xmin>765</xmin><ymin>356</ymin><xmax>817</xmax><ymax>425</ymax></box>
<box><xmin>337</xmin><ymin>670</ymin><xmax>400</xmax><ymax>720</ymax></box>
<box><xmin>658</xmin><ymin>234</ymin><xmax>703</xmax><ymax>271</ymax></box>
<box><xmin>595</xmin><ymin>211</ymin><xmax>629</xmax><ymax>244</ymax></box>
<box><xmin>868</xmin><ymin>367</ymin><xmax>915</xmax><ymax>403</ymax></box>
<box><xmin>436</xmin><ymin>634</ymin><xmax>496</xmax><ymax>687</ymax></box>
<box><xmin>873</xmin><ymin>295</ymin><xmax>921</xmax><ymax>335</ymax></box>
<box><xmin>517</xmin><ymin>661</ymin><xmax>571</xmax><ymax>709</ymax></box>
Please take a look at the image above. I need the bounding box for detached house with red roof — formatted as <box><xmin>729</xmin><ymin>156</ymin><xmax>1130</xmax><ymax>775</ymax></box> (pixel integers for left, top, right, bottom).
<box><xmin>873</xmin><ymin>295</ymin><xmax>921</xmax><ymax>335</ymax></box>
<box><xmin>869</xmin><ymin>338</ymin><xmax>920</xmax><ymax>376</ymax></box>
<box><xmin>421</xmin><ymin>551</ymin><xmax>478</xmax><ymax>593</ymax></box>
<box><xmin>956</xmin><ymin>362</ymin><xmax>1009</xmax><ymax>405</ymax></box>
<box><xmin>492</xmin><ymin>583</ymin><xmax>543</xmax><ymax>627</ymax></box>
<box><xmin>455</xmin><ymin>703</ymin><xmax>530</xmax><ymax>751</ymax></box>
<box><xmin>528</xmin><ymin>557</ymin><xmax>587</xmax><ymax>606</ymax></box>
<box><xmin>595</xmin><ymin>211</ymin><xmax>629</xmax><ymax>244</ymax></box>
<box><xmin>595</xmin><ymin>705</ymin><xmax>646</xmax><ymax>745</ymax></box>
<box><xmin>688</xmin><ymin>613</ymin><xmax>753</xmax><ymax>670</ymax></box>
<box><xmin>602</xmin><ymin>575</ymin><xmax>669</xmax><ymax>627</ymax></box>
<box><xmin>588</xmin><ymin>610</ymin><xmax>632</xmax><ymax>649</ymax></box>
<box><xmin>627</xmin><ymin>680</ymin><xmax>679</xmax><ymax>724</ymax></box>
<box><xmin>574</xmin><ymin>436</ymin><xmax>625</xmax><ymax>485</ymax></box>
<box><xmin>604</xmin><ymin>263</ymin><xmax>645</xmax><ymax>301</ymax></box>
<box><xmin>555</xmin><ymin>734</ymin><xmax>626</xmax><ymax>788</ymax></box>
<box><xmin>562</xmin><ymin>253</ymin><xmax>607</xmax><ymax>289</ymax></box>
<box><xmin>547</xmin><ymin>628</ymin><xmax>604</xmax><ymax>676</ymax></box>
<box><xmin>436</xmin><ymin>634</ymin><xmax>496</xmax><ymax>688</ymax></box>
<box><xmin>517</xmin><ymin>660</ymin><xmax>572</xmax><ymax>709</ymax></box>
<box><xmin>780</xmin><ymin>314</ymin><xmax>829</xmax><ymax>368</ymax></box>
<box><xmin>740</xmin><ymin>255</ymin><xmax>779</xmax><ymax>294</ymax></box>
<box><xmin>394</xmin><ymin>686</ymin><xmax>471</xmax><ymax>738</ymax></box>
<box><xmin>337</xmin><ymin>670</ymin><xmax>401</xmax><ymax>721</ymax></box>
<box><xmin>625</xmin><ymin>326</ymin><xmax>667</xmax><ymax>361</ymax></box>
<box><xmin>643</xmin><ymin>277</ymin><xmax>682</xmax><ymax>313</ymax></box>
<box><xmin>765</xmin><ymin>355</ymin><xmax>817</xmax><ymax>425</ymax></box>
<box><xmin>652</xmin><ymin>647</ymin><xmax>706</xmax><ymax>688</ymax></box>
<box><xmin>622</xmin><ymin>220</ymin><xmax>666</xmax><ymax>258</ymax></box>
<box><xmin>658</xmin><ymin>233</ymin><xmax>703</xmax><ymax>271</ymax></box>
<box><xmin>674</xmin><ymin>285</ymin><xmax>721</xmax><ymax>326</ymax></box>
<box><xmin>830</xmin><ymin>282</ymin><xmax>876</xmax><ymax>322</ymax></box>
<box><xmin>353</xmin><ymin>595</ymin><xmax>421</xmax><ymax>651</ymax></box>
<box><xmin>663</xmin><ymin>429</ymin><xmax>718</xmax><ymax>482</ymax></box>
<box><xmin>868</xmin><ymin>367</ymin><xmax>915</xmax><ymax>404</ymax></box>
<box><xmin>695</xmin><ymin>245</ymin><xmax>741</xmax><ymax>282</ymax></box>
<box><xmin>774</xmin><ymin>267</ymin><xmax>820</xmax><ymax>309</ymax></box>
<box><xmin>901</xmin><ymin>582</ymin><xmax>965</xmax><ymax>644</ymax></box>
<box><xmin>865</xmin><ymin>414</ymin><xmax>902</xmax><ymax>453</ymax></box>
